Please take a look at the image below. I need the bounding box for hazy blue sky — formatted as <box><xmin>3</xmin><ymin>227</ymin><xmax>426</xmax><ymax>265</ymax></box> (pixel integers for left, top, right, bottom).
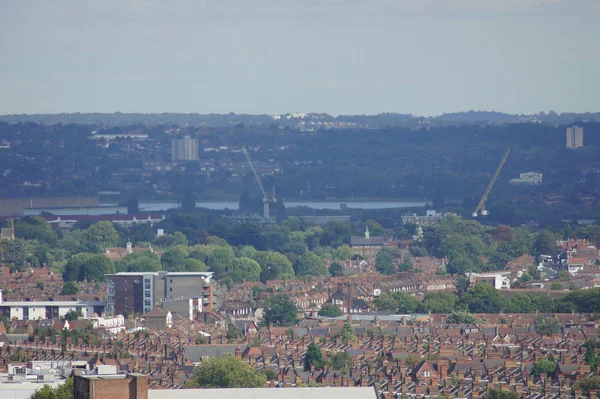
<box><xmin>1</xmin><ymin>0</ymin><xmax>599</xmax><ymax>116</ymax></box>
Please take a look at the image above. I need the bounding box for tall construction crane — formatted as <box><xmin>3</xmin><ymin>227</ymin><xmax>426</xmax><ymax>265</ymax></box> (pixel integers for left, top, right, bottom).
<box><xmin>472</xmin><ymin>148</ymin><xmax>511</xmax><ymax>217</ymax></box>
<box><xmin>242</xmin><ymin>146</ymin><xmax>275</xmax><ymax>219</ymax></box>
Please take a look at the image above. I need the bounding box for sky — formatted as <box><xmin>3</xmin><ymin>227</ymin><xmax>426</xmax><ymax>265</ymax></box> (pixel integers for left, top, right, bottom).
<box><xmin>1</xmin><ymin>0</ymin><xmax>599</xmax><ymax>116</ymax></box>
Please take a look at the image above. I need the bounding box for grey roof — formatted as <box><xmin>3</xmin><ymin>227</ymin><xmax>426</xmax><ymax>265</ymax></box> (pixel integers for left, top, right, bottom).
<box><xmin>149</xmin><ymin>387</ymin><xmax>378</xmax><ymax>399</ymax></box>
<box><xmin>350</xmin><ymin>236</ymin><xmax>385</xmax><ymax>246</ymax></box>
<box><xmin>183</xmin><ymin>345</ymin><xmax>246</xmax><ymax>362</ymax></box>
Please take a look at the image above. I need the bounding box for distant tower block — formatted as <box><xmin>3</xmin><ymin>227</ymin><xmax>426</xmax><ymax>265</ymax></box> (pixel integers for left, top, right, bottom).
<box><xmin>566</xmin><ymin>126</ymin><xmax>584</xmax><ymax>149</ymax></box>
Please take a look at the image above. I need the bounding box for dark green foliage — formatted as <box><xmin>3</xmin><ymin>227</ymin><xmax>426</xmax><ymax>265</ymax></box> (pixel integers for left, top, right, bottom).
<box><xmin>85</xmin><ymin>221</ymin><xmax>119</xmax><ymax>251</ymax></box>
<box><xmin>0</xmin><ymin>238</ymin><xmax>27</xmax><ymax>271</ymax></box>
<box><xmin>304</xmin><ymin>342</ymin><xmax>326</xmax><ymax>371</ymax></box>
<box><xmin>116</xmin><ymin>251</ymin><xmax>162</xmax><ymax>272</ymax></box>
<box><xmin>60</xmin><ymin>281</ymin><xmax>79</xmax><ymax>295</ymax></box>
<box><xmin>63</xmin><ymin>309</ymin><xmax>83</xmax><ymax>321</ymax></box>
<box><xmin>318</xmin><ymin>304</ymin><xmax>343</xmax><ymax>317</ymax></box>
<box><xmin>295</xmin><ymin>251</ymin><xmax>329</xmax><ymax>278</ymax></box>
<box><xmin>458</xmin><ymin>283</ymin><xmax>504</xmax><ymax>313</ymax></box>
<box><xmin>487</xmin><ymin>388</ymin><xmax>519</xmax><ymax>399</ymax></box>
<box><xmin>533</xmin><ymin>230</ymin><xmax>558</xmax><ymax>256</ymax></box>
<box><xmin>252</xmin><ymin>251</ymin><xmax>295</xmax><ymax>282</ymax></box>
<box><xmin>30</xmin><ymin>376</ymin><xmax>74</xmax><ymax>399</ymax></box>
<box><xmin>420</xmin><ymin>292</ymin><xmax>457</xmax><ymax>313</ymax></box>
<box><xmin>62</xmin><ymin>253</ymin><xmax>115</xmax><ymax>282</ymax></box>
<box><xmin>447</xmin><ymin>310</ymin><xmax>476</xmax><ymax>324</ymax></box>
<box><xmin>185</xmin><ymin>355</ymin><xmax>266</xmax><ymax>388</ymax></box>
<box><xmin>375</xmin><ymin>250</ymin><xmax>395</xmax><ymax>275</ymax></box>
<box><xmin>261</xmin><ymin>293</ymin><xmax>298</xmax><ymax>327</ymax></box>
<box><xmin>531</xmin><ymin>359</ymin><xmax>556</xmax><ymax>377</ymax></box>
<box><xmin>330</xmin><ymin>351</ymin><xmax>352</xmax><ymax>372</ymax></box>
<box><xmin>227</xmin><ymin>257</ymin><xmax>260</xmax><ymax>282</ymax></box>
<box><xmin>575</xmin><ymin>377</ymin><xmax>600</xmax><ymax>398</ymax></box>
<box><xmin>329</xmin><ymin>261</ymin><xmax>344</xmax><ymax>277</ymax></box>
<box><xmin>320</xmin><ymin>222</ymin><xmax>352</xmax><ymax>248</ymax></box>
<box><xmin>372</xmin><ymin>292</ymin><xmax>419</xmax><ymax>313</ymax></box>
<box><xmin>226</xmin><ymin>323</ymin><xmax>242</xmax><ymax>340</ymax></box>
<box><xmin>15</xmin><ymin>216</ymin><xmax>58</xmax><ymax>245</ymax></box>
<box><xmin>181</xmin><ymin>190</ymin><xmax>196</xmax><ymax>212</ymax></box>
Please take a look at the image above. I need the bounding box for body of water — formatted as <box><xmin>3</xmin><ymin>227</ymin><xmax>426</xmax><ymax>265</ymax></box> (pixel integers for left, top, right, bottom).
<box><xmin>134</xmin><ymin>200</ymin><xmax>426</xmax><ymax>212</ymax></box>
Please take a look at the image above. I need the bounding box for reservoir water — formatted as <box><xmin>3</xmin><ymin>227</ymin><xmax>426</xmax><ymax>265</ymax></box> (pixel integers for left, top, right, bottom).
<box><xmin>135</xmin><ymin>200</ymin><xmax>426</xmax><ymax>212</ymax></box>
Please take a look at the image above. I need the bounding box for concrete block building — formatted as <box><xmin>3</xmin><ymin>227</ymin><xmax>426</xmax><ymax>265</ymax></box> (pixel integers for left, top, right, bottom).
<box><xmin>105</xmin><ymin>272</ymin><xmax>214</xmax><ymax>316</ymax></box>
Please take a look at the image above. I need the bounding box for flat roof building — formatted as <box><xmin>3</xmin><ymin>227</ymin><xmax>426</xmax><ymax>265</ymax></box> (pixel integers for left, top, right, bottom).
<box><xmin>105</xmin><ymin>272</ymin><xmax>214</xmax><ymax>316</ymax></box>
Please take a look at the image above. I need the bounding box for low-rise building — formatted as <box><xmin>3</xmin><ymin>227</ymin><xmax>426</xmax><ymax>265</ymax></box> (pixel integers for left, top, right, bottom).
<box><xmin>0</xmin><ymin>291</ymin><xmax>105</xmax><ymax>320</ymax></box>
<box><xmin>350</xmin><ymin>227</ymin><xmax>385</xmax><ymax>258</ymax></box>
<box><xmin>467</xmin><ymin>271</ymin><xmax>511</xmax><ymax>289</ymax></box>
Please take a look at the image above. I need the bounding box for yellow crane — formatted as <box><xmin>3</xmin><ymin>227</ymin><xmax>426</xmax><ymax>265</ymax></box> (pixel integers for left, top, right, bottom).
<box><xmin>472</xmin><ymin>148</ymin><xmax>510</xmax><ymax>217</ymax></box>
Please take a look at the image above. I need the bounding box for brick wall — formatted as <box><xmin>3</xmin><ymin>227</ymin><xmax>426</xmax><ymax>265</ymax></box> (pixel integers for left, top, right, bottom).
<box><xmin>74</xmin><ymin>373</ymin><xmax>148</xmax><ymax>399</ymax></box>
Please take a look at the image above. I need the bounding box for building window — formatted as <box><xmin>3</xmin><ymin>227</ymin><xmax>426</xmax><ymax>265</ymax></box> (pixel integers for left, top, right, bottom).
<box><xmin>23</xmin><ymin>307</ymin><xmax>29</xmax><ymax>320</ymax></box>
<box><xmin>144</xmin><ymin>280</ymin><xmax>151</xmax><ymax>290</ymax></box>
<box><xmin>145</xmin><ymin>291</ymin><xmax>151</xmax><ymax>298</ymax></box>
<box><xmin>423</xmin><ymin>370</ymin><xmax>431</xmax><ymax>377</ymax></box>
<box><xmin>144</xmin><ymin>299</ymin><xmax>151</xmax><ymax>307</ymax></box>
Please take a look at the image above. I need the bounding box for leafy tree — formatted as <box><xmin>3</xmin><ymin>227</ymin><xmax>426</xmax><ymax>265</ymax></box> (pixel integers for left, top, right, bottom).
<box><xmin>320</xmin><ymin>222</ymin><xmax>352</xmax><ymax>248</ymax></box>
<box><xmin>432</xmin><ymin>188</ymin><xmax>445</xmax><ymax>209</ymax></box>
<box><xmin>365</xmin><ymin>220</ymin><xmax>385</xmax><ymax>237</ymax></box>
<box><xmin>490</xmin><ymin>225</ymin><xmax>517</xmax><ymax>242</ymax></box>
<box><xmin>533</xmin><ymin>230</ymin><xmax>557</xmax><ymax>256</ymax></box>
<box><xmin>161</xmin><ymin>246</ymin><xmax>189</xmax><ymax>272</ymax></box>
<box><xmin>304</xmin><ymin>342</ymin><xmax>325</xmax><ymax>371</ymax></box>
<box><xmin>275</xmin><ymin>199</ymin><xmax>288</xmax><ymax>224</ymax></box>
<box><xmin>373</xmin><ymin>291</ymin><xmax>419</xmax><ymax>313</ymax></box>
<box><xmin>550</xmin><ymin>282</ymin><xmax>563</xmax><ymax>290</ymax></box>
<box><xmin>375</xmin><ymin>250</ymin><xmax>395</xmax><ymax>275</ymax></box>
<box><xmin>329</xmin><ymin>262</ymin><xmax>344</xmax><ymax>277</ymax></box>
<box><xmin>184</xmin><ymin>354</ymin><xmax>266</xmax><ymax>388</ymax></box>
<box><xmin>252</xmin><ymin>251</ymin><xmax>295</xmax><ymax>282</ymax></box>
<box><xmin>534</xmin><ymin>315</ymin><xmax>560</xmax><ymax>336</ymax></box>
<box><xmin>459</xmin><ymin>283</ymin><xmax>504</xmax><ymax>313</ymax></box>
<box><xmin>63</xmin><ymin>309</ymin><xmax>83</xmax><ymax>321</ymax></box>
<box><xmin>30</xmin><ymin>376</ymin><xmax>74</xmax><ymax>399</ymax></box>
<box><xmin>60</xmin><ymin>281</ymin><xmax>79</xmax><ymax>295</ymax></box>
<box><xmin>227</xmin><ymin>257</ymin><xmax>261</xmax><ymax>283</ymax></box>
<box><xmin>181</xmin><ymin>190</ymin><xmax>196</xmax><ymax>212</ymax></box>
<box><xmin>0</xmin><ymin>238</ymin><xmax>27</xmax><ymax>271</ymax></box>
<box><xmin>371</xmin><ymin>292</ymin><xmax>397</xmax><ymax>312</ymax></box>
<box><xmin>331</xmin><ymin>351</ymin><xmax>352</xmax><ymax>372</ymax></box>
<box><xmin>339</xmin><ymin>321</ymin><xmax>355</xmax><ymax>344</ymax></box>
<box><xmin>332</xmin><ymin>245</ymin><xmax>354</xmax><ymax>260</ymax></box>
<box><xmin>531</xmin><ymin>359</ymin><xmax>556</xmax><ymax>377</ymax></box>
<box><xmin>487</xmin><ymin>388</ymin><xmax>519</xmax><ymax>399</ymax></box>
<box><xmin>575</xmin><ymin>376</ymin><xmax>600</xmax><ymax>398</ymax></box>
<box><xmin>447</xmin><ymin>310</ymin><xmax>476</xmax><ymax>324</ymax></box>
<box><xmin>86</xmin><ymin>221</ymin><xmax>119</xmax><ymax>251</ymax></box>
<box><xmin>116</xmin><ymin>251</ymin><xmax>162</xmax><ymax>273</ymax></box>
<box><xmin>14</xmin><ymin>216</ymin><xmax>58</xmax><ymax>245</ymax></box>
<box><xmin>420</xmin><ymin>292</ymin><xmax>458</xmax><ymax>313</ymax></box>
<box><xmin>318</xmin><ymin>304</ymin><xmax>343</xmax><ymax>317</ymax></box>
<box><xmin>62</xmin><ymin>253</ymin><xmax>115</xmax><ymax>282</ymax></box>
<box><xmin>239</xmin><ymin>245</ymin><xmax>258</xmax><ymax>259</ymax></box>
<box><xmin>564</xmin><ymin>288</ymin><xmax>600</xmax><ymax>313</ymax></box>
<box><xmin>295</xmin><ymin>251</ymin><xmax>328</xmax><ymax>278</ymax></box>
<box><xmin>183</xmin><ymin>258</ymin><xmax>207</xmax><ymax>272</ymax></box>
<box><xmin>261</xmin><ymin>293</ymin><xmax>298</xmax><ymax>327</ymax></box>
<box><xmin>226</xmin><ymin>323</ymin><xmax>242</xmax><ymax>340</ymax></box>
<box><xmin>206</xmin><ymin>246</ymin><xmax>235</xmax><ymax>279</ymax></box>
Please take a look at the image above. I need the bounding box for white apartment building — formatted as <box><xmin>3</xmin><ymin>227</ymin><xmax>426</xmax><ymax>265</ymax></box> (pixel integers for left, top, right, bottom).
<box><xmin>172</xmin><ymin>136</ymin><xmax>199</xmax><ymax>161</ymax></box>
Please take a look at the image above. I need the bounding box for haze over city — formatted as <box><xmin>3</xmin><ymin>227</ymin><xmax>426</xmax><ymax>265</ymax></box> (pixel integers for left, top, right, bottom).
<box><xmin>1</xmin><ymin>0</ymin><xmax>599</xmax><ymax>116</ymax></box>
